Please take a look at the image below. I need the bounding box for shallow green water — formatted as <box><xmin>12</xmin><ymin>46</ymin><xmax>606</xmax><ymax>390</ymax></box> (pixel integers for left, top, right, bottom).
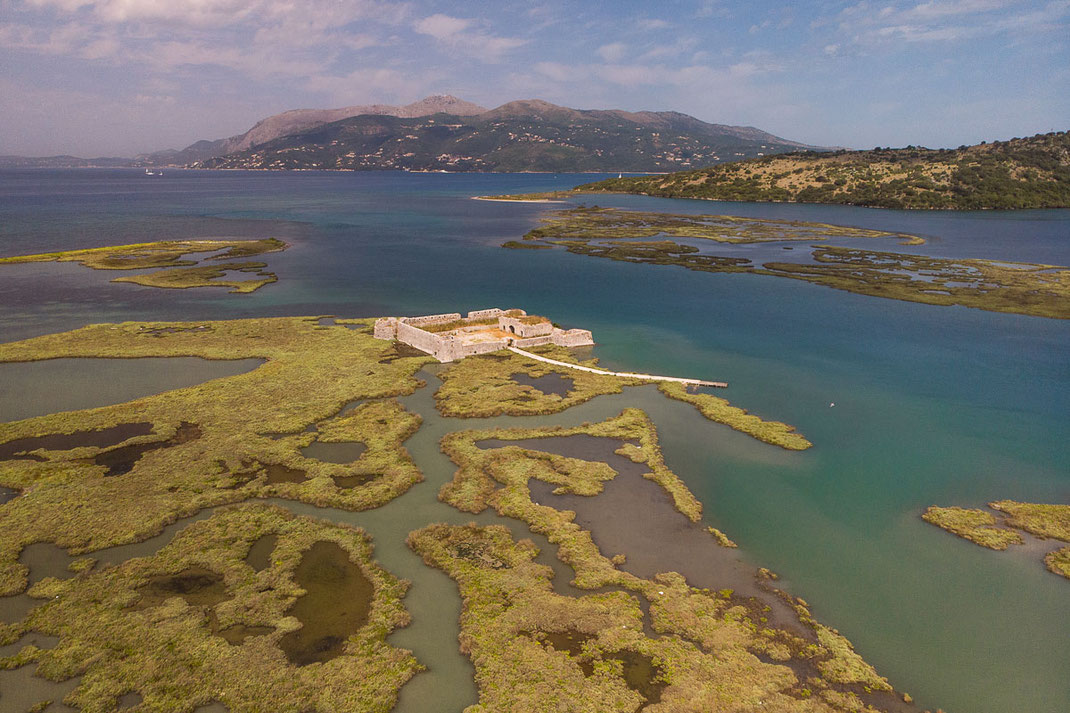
<box><xmin>0</xmin><ymin>357</ymin><xmax>263</xmax><ymax>423</ymax></box>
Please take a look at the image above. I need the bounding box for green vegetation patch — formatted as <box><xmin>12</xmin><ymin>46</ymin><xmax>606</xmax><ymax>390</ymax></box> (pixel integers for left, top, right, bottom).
<box><xmin>407</xmin><ymin>523</ymin><xmax>671</xmax><ymax>713</ymax></box>
<box><xmin>921</xmin><ymin>506</ymin><xmax>1024</xmax><ymax>549</ymax></box>
<box><xmin>426</xmin><ymin>409</ymin><xmax>898</xmax><ymax>704</ymax></box>
<box><xmin>923</xmin><ymin>501</ymin><xmax>1070</xmax><ymax>579</ymax></box>
<box><xmin>573</xmin><ymin>131</ymin><xmax>1070</xmax><ymax>210</ymax></box>
<box><xmin>475</xmin><ymin>191</ymin><xmax>576</xmax><ymax>202</ymax></box>
<box><xmin>0</xmin><ymin>238</ymin><xmax>288</xmax><ymax>294</ymax></box>
<box><xmin>438</xmin><ymin>408</ymin><xmax>702</xmax><ymax>529</ymax></box>
<box><xmin>520</xmin><ymin>205</ymin><xmax>921</xmax><ymax>245</ymax></box>
<box><xmin>409</xmin><ymin>521</ymin><xmax>894</xmax><ymax>713</ymax></box>
<box><xmin>990</xmin><ymin>500</ymin><xmax>1070</xmax><ymax>542</ymax></box>
<box><xmin>1</xmin><ymin>504</ymin><xmax>419</xmax><ymax>713</ymax></box>
<box><xmin>113</xmin><ymin>261</ymin><xmax>278</xmax><ymax>293</ymax></box>
<box><xmin>501</xmin><ymin>240</ymin><xmax>551</xmax><ymax>249</ymax></box>
<box><xmin>763</xmin><ymin>247</ymin><xmax>1070</xmax><ymax>320</ymax></box>
<box><xmin>993</xmin><ymin>501</ymin><xmax>1070</xmax><ymax>579</ymax></box>
<box><xmin>435</xmin><ymin>346</ymin><xmax>641</xmax><ymax>418</ymax></box>
<box><xmin>435</xmin><ymin>347</ymin><xmax>814</xmax><ymax>452</ymax></box>
<box><xmin>659</xmin><ymin>383</ymin><xmax>812</xmax><ymax>450</ymax></box>
<box><xmin>0</xmin><ymin>316</ymin><xmax>433</xmax><ymax>595</ymax></box>
<box><xmin>1045</xmin><ymin>547</ymin><xmax>1070</xmax><ymax>580</ymax></box>
<box><xmin>505</xmin><ymin>207</ymin><xmax>1070</xmax><ymax>319</ymax></box>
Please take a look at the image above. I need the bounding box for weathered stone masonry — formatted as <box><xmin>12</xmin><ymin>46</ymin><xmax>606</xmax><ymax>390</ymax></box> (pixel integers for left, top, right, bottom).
<box><xmin>373</xmin><ymin>308</ymin><xmax>594</xmax><ymax>362</ymax></box>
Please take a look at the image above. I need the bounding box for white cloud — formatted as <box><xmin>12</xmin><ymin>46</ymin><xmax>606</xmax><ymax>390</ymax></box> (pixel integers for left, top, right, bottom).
<box><xmin>694</xmin><ymin>1</ymin><xmax>721</xmax><ymax>19</ymax></box>
<box><xmin>142</xmin><ymin>39</ymin><xmax>326</xmax><ymax>78</ymax></box>
<box><xmin>412</xmin><ymin>12</ymin><xmax>526</xmax><ymax>62</ymax></box>
<box><xmin>637</xmin><ymin>37</ymin><xmax>699</xmax><ymax>62</ymax></box>
<box><xmin>6</xmin><ymin>0</ymin><xmax>418</xmax><ymax>95</ymax></box>
<box><xmin>0</xmin><ymin>20</ymin><xmax>120</xmax><ymax>58</ymax></box>
<box><xmin>636</xmin><ymin>18</ymin><xmax>670</xmax><ymax>31</ymax></box>
<box><xmin>21</xmin><ymin>0</ymin><xmax>411</xmax><ymax>39</ymax></box>
<box><xmin>535</xmin><ymin>58</ymin><xmax>779</xmax><ymax>90</ymax></box>
<box><xmin>25</xmin><ymin>0</ymin><xmax>407</xmax><ymax>28</ymax></box>
<box><xmin>596</xmin><ymin>42</ymin><xmax>627</xmax><ymax>62</ymax></box>
<box><xmin>24</xmin><ymin>0</ymin><xmax>94</xmax><ymax>11</ymax></box>
<box><xmin>304</xmin><ymin>66</ymin><xmax>434</xmax><ymax>105</ymax></box>
<box><xmin>27</xmin><ymin>0</ymin><xmax>258</xmax><ymax>26</ymax></box>
<box><xmin>533</xmin><ymin>61</ymin><xmax>571</xmax><ymax>82</ymax></box>
<box><xmin>826</xmin><ymin>0</ymin><xmax>1069</xmax><ymax>45</ymax></box>
<box><xmin>414</xmin><ymin>13</ymin><xmax>472</xmax><ymax>39</ymax></box>
<box><xmin>81</xmin><ymin>35</ymin><xmax>118</xmax><ymax>58</ymax></box>
<box><xmin>903</xmin><ymin>0</ymin><xmax>1012</xmax><ymax>21</ymax></box>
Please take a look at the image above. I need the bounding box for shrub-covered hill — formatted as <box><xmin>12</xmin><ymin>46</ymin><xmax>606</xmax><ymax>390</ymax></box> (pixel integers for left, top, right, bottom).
<box><xmin>575</xmin><ymin>131</ymin><xmax>1070</xmax><ymax>210</ymax></box>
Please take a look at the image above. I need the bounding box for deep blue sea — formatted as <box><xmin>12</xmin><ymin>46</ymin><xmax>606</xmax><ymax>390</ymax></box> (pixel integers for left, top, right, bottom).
<box><xmin>0</xmin><ymin>169</ymin><xmax>1067</xmax><ymax>713</ymax></box>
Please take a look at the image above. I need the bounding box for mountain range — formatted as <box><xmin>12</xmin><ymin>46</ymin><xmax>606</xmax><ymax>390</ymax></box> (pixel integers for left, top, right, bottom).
<box><xmin>192</xmin><ymin>96</ymin><xmax>821</xmax><ymax>172</ymax></box>
<box><xmin>0</xmin><ymin>96</ymin><xmax>824</xmax><ymax>172</ymax></box>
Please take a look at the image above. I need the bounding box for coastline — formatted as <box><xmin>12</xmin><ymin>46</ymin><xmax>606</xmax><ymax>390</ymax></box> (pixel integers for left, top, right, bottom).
<box><xmin>471</xmin><ymin>196</ymin><xmax>569</xmax><ymax>203</ymax></box>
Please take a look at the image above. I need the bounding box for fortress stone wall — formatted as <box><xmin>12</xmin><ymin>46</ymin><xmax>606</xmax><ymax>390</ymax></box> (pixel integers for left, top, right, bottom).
<box><xmin>499</xmin><ymin>315</ymin><xmax>553</xmax><ymax>338</ymax></box>
<box><xmin>373</xmin><ymin>308</ymin><xmax>594</xmax><ymax>362</ymax></box>
<box><xmin>466</xmin><ymin>308</ymin><xmax>507</xmax><ymax>320</ymax></box>
<box><xmin>373</xmin><ymin>317</ymin><xmax>399</xmax><ymax>340</ymax></box>
<box><xmin>395</xmin><ymin>321</ymin><xmax>446</xmax><ymax>358</ymax></box>
<box><xmin>553</xmin><ymin>328</ymin><xmax>597</xmax><ymax>347</ymax></box>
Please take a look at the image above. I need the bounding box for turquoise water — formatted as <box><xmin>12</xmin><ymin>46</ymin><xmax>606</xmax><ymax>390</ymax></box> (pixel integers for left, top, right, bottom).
<box><xmin>0</xmin><ymin>169</ymin><xmax>1067</xmax><ymax>712</ymax></box>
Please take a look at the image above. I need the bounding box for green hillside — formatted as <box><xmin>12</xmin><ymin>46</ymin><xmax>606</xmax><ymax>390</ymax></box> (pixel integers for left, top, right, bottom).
<box><xmin>194</xmin><ymin>101</ymin><xmax>817</xmax><ymax>172</ymax></box>
<box><xmin>574</xmin><ymin>131</ymin><xmax>1070</xmax><ymax>210</ymax></box>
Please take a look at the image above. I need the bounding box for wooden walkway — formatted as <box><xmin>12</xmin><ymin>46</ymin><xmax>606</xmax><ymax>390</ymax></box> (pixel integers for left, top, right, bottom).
<box><xmin>508</xmin><ymin>347</ymin><xmax>727</xmax><ymax>388</ymax></box>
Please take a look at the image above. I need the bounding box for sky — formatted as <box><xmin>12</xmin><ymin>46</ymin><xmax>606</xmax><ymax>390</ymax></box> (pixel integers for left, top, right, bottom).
<box><xmin>1</xmin><ymin>0</ymin><xmax>1067</xmax><ymax>156</ymax></box>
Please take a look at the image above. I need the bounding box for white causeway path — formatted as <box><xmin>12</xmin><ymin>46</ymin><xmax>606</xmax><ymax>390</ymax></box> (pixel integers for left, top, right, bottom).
<box><xmin>507</xmin><ymin>347</ymin><xmax>728</xmax><ymax>388</ymax></box>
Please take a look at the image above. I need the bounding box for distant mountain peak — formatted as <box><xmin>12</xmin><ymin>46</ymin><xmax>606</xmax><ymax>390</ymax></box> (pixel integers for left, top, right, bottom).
<box><xmin>404</xmin><ymin>95</ymin><xmax>486</xmax><ymax>115</ymax></box>
<box><xmin>220</xmin><ymin>95</ymin><xmax>489</xmax><ymax>154</ymax></box>
<box><xmin>484</xmin><ymin>99</ymin><xmax>580</xmax><ymax>120</ymax></box>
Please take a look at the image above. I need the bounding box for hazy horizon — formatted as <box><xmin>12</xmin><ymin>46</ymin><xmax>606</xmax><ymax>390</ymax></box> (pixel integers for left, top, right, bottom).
<box><xmin>2</xmin><ymin>0</ymin><xmax>1067</xmax><ymax>157</ymax></box>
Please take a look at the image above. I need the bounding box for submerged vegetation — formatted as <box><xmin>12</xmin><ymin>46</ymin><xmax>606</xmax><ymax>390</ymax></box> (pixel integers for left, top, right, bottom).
<box><xmin>659</xmin><ymin>383</ymin><xmax>812</xmax><ymax>451</ymax></box>
<box><xmin>0</xmin><ymin>238</ymin><xmax>288</xmax><ymax>293</ymax></box>
<box><xmin>411</xmin><ymin>408</ymin><xmax>904</xmax><ymax>711</ymax></box>
<box><xmin>764</xmin><ymin>247</ymin><xmax>1070</xmax><ymax>320</ymax></box>
<box><xmin>506</xmin><ymin>206</ymin><xmax>1070</xmax><ymax>319</ymax></box>
<box><xmin>411</xmin><ymin>522</ymin><xmax>901</xmax><ymax>712</ymax></box>
<box><xmin>0</xmin><ymin>504</ymin><xmax>419</xmax><ymax>712</ymax></box>
<box><xmin>923</xmin><ymin>501</ymin><xmax>1070</xmax><ymax>579</ymax></box>
<box><xmin>573</xmin><ymin>131</ymin><xmax>1070</xmax><ymax>210</ymax></box>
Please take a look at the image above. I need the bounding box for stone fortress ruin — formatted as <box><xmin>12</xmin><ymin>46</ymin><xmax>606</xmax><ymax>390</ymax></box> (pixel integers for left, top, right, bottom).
<box><xmin>373</xmin><ymin>308</ymin><xmax>594</xmax><ymax>362</ymax></box>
